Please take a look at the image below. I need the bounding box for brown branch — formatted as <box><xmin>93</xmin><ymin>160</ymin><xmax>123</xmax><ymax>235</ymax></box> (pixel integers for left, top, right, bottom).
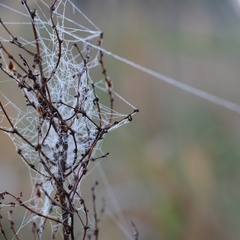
<box><xmin>7</xmin><ymin>210</ymin><xmax>21</xmax><ymax>240</ymax></box>
<box><xmin>0</xmin><ymin>19</ymin><xmax>35</xmax><ymax>57</ymax></box>
<box><xmin>97</xmin><ymin>33</ymin><xmax>114</xmax><ymax>123</ymax></box>
<box><xmin>48</xmin><ymin>1</ymin><xmax>63</xmax><ymax>80</ymax></box>
<box><xmin>0</xmin><ymin>221</ymin><xmax>8</xmax><ymax>240</ymax></box>
<box><xmin>2</xmin><ymin>191</ymin><xmax>69</xmax><ymax>227</ymax></box>
<box><xmin>91</xmin><ymin>182</ymin><xmax>99</xmax><ymax>240</ymax></box>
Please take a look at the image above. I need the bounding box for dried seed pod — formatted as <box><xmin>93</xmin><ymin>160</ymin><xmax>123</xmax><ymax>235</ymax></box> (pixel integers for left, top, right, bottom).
<box><xmin>8</xmin><ymin>60</ymin><xmax>15</xmax><ymax>72</ymax></box>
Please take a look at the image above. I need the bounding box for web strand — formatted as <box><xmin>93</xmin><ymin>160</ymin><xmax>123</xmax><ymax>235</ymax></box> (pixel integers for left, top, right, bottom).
<box><xmin>0</xmin><ymin>0</ymin><xmax>138</xmax><ymax>239</ymax></box>
<box><xmin>84</xmin><ymin>43</ymin><xmax>240</xmax><ymax>114</ymax></box>
<box><xmin>0</xmin><ymin>1</ymin><xmax>238</xmax><ymax>239</ymax></box>
<box><xmin>45</xmin><ymin>14</ymin><xmax>240</xmax><ymax>114</ymax></box>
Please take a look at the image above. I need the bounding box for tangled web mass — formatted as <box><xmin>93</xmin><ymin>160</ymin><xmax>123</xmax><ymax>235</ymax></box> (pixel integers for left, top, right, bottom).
<box><xmin>0</xmin><ymin>0</ymin><xmax>138</xmax><ymax>237</ymax></box>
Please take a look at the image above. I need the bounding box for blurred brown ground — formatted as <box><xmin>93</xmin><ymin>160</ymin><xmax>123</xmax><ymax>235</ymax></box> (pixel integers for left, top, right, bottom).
<box><xmin>1</xmin><ymin>0</ymin><xmax>240</xmax><ymax>239</ymax></box>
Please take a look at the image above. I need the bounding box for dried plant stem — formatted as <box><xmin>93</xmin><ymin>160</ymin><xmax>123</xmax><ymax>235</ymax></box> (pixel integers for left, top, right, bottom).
<box><xmin>0</xmin><ymin>1</ymin><xmax>138</xmax><ymax>239</ymax></box>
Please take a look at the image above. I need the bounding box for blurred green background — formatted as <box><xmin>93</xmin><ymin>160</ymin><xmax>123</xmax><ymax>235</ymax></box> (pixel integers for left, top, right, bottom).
<box><xmin>1</xmin><ymin>0</ymin><xmax>240</xmax><ymax>239</ymax></box>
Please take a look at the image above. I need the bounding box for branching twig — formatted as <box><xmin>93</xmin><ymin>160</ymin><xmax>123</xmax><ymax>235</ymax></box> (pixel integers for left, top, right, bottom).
<box><xmin>0</xmin><ymin>1</ymin><xmax>138</xmax><ymax>239</ymax></box>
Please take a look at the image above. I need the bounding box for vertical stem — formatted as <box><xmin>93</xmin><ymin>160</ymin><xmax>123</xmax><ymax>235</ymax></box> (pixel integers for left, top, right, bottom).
<box><xmin>57</xmin><ymin>180</ymin><xmax>70</xmax><ymax>240</ymax></box>
<box><xmin>56</xmin><ymin>127</ymin><xmax>71</xmax><ymax>240</ymax></box>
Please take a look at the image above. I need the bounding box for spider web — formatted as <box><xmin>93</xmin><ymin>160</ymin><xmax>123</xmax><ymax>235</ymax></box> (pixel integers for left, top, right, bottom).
<box><xmin>0</xmin><ymin>0</ymin><xmax>138</xmax><ymax>239</ymax></box>
<box><xmin>1</xmin><ymin>0</ymin><xmax>240</xmax><ymax>239</ymax></box>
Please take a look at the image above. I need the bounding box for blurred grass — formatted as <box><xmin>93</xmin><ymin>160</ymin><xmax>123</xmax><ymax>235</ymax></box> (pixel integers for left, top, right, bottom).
<box><xmin>1</xmin><ymin>0</ymin><xmax>240</xmax><ymax>239</ymax></box>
